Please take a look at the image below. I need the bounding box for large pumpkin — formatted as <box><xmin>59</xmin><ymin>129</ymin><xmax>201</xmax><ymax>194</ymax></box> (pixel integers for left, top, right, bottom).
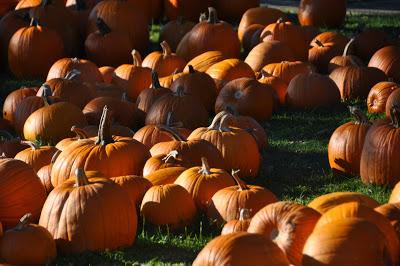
<box><xmin>367</xmin><ymin>81</ymin><xmax>400</xmax><ymax>113</ymax></box>
<box><xmin>39</xmin><ymin>169</ymin><xmax>137</xmax><ymax>254</ymax></box>
<box><xmin>368</xmin><ymin>46</ymin><xmax>400</xmax><ymax>82</ymax></box>
<box><xmin>298</xmin><ymin>0</ymin><xmax>347</xmax><ymax>28</ymax></box>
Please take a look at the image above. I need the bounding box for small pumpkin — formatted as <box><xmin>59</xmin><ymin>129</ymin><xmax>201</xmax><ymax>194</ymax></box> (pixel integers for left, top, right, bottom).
<box><xmin>47</xmin><ymin>57</ymin><xmax>103</xmax><ymax>83</ymax></box>
<box><xmin>159</xmin><ymin>17</ymin><xmax>195</xmax><ymax>52</ymax></box>
<box><xmin>14</xmin><ymin>141</ymin><xmax>58</xmax><ymax>172</ymax></box>
<box><xmin>369</xmin><ymin>45</ymin><xmax>400</xmax><ymax>82</ymax></box>
<box><xmin>220</xmin><ymin>208</ymin><xmax>251</xmax><ymax>235</ymax></box>
<box><xmin>385</xmin><ymin>88</ymin><xmax>400</xmax><ymax>117</ymax></box>
<box><xmin>368</xmin><ymin>81</ymin><xmax>400</xmax><ymax>114</ymax></box>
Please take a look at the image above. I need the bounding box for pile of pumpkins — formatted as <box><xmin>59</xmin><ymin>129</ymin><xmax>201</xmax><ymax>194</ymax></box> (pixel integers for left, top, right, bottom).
<box><xmin>0</xmin><ymin>0</ymin><xmax>399</xmax><ymax>264</ymax></box>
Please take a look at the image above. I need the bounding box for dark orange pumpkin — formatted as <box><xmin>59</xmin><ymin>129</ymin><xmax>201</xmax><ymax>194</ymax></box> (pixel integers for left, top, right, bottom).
<box><xmin>369</xmin><ymin>46</ymin><xmax>400</xmax><ymax>82</ymax></box>
<box><xmin>385</xmin><ymin>88</ymin><xmax>400</xmax><ymax>117</ymax></box>
<box><xmin>2</xmin><ymin>87</ymin><xmax>37</xmax><ymax>125</ymax></box>
<box><xmin>144</xmin><ymin>166</ymin><xmax>186</xmax><ymax>185</ymax></box>
<box><xmin>367</xmin><ymin>82</ymin><xmax>400</xmax><ymax>114</ymax></box>
<box><xmin>220</xmin><ymin>208</ymin><xmax>251</xmax><ymax>235</ymax></box>
<box><xmin>142</xmin><ymin>151</ymin><xmax>185</xmax><ymax>177</ymax></box>
<box><xmin>55</xmin><ymin>126</ymin><xmax>89</xmax><ymax>151</ymax></box>
<box><xmin>47</xmin><ymin>57</ymin><xmax>103</xmax><ymax>83</ymax></box>
<box><xmin>159</xmin><ymin>17</ymin><xmax>195</xmax><ymax>52</ymax></box>
<box><xmin>375</xmin><ymin>203</ymin><xmax>400</xmax><ymax>240</ymax></box>
<box><xmin>258</xmin><ymin>71</ymin><xmax>288</xmax><ymax>106</ymax></box>
<box><xmin>183</xmin><ymin>51</ymin><xmax>226</xmax><ymax>73</ymax></box>
<box><xmin>111</xmin><ymin>175</ymin><xmax>152</xmax><ymax>209</ymax></box>
<box><xmin>99</xmin><ymin>66</ymin><xmax>115</xmax><ymax>84</ymax></box>
<box><xmin>328</xmin><ymin>38</ymin><xmax>364</xmax><ymax>73</ymax></box>
<box><xmin>262</xmin><ymin>61</ymin><xmax>315</xmax><ymax>86</ymax></box>
<box><xmin>298</xmin><ymin>0</ymin><xmax>347</xmax><ymax>28</ymax></box>
<box><xmin>352</xmin><ymin>28</ymin><xmax>393</xmax><ymax>62</ymax></box>
<box><xmin>214</xmin><ymin>0</ymin><xmax>259</xmax><ymax>21</ymax></box>
<box><xmin>14</xmin><ymin>141</ymin><xmax>58</xmax><ymax>172</ymax></box>
<box><xmin>37</xmin><ymin>150</ymin><xmax>60</xmax><ymax>195</ymax></box>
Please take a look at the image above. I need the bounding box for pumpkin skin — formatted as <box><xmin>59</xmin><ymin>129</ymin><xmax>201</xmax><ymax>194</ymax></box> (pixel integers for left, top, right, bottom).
<box><xmin>258</xmin><ymin>71</ymin><xmax>288</xmax><ymax>107</ymax></box>
<box><xmin>83</xmin><ymin>124</ymin><xmax>134</xmax><ymax>138</ymax></box>
<box><xmin>174</xmin><ymin>157</ymin><xmax>235</xmax><ymax>210</ymax></box>
<box><xmin>112</xmin><ymin>50</ymin><xmax>152</xmax><ymax>101</ymax></box>
<box><xmin>369</xmin><ymin>46</ymin><xmax>400</xmax><ymax>82</ymax></box>
<box><xmin>328</xmin><ymin>108</ymin><xmax>371</xmax><ymax>175</ymax></box>
<box><xmin>14</xmin><ymin>142</ymin><xmax>58</xmax><ymax>172</ymax></box>
<box><xmin>158</xmin><ymin>71</ymin><xmax>186</xmax><ymax>88</ymax></box>
<box><xmin>188</xmin><ymin>113</ymin><xmax>261</xmax><ymax>178</ymax></box>
<box><xmin>0</xmin><ymin>158</ymin><xmax>46</xmax><ymax>229</ymax></box>
<box><xmin>47</xmin><ymin>57</ymin><xmax>103</xmax><ymax>83</ymax></box>
<box><xmin>0</xmin><ymin>213</ymin><xmax>56</xmax><ymax>266</ymax></box>
<box><xmin>39</xmin><ymin>169</ymin><xmax>137</xmax><ymax>254</ymax></box>
<box><xmin>315</xmin><ymin>202</ymin><xmax>399</xmax><ymax>266</ymax></box>
<box><xmin>248</xmin><ymin>201</ymin><xmax>321</xmax><ymax>266</ymax></box>
<box><xmin>23</xmin><ymin>102</ymin><xmax>88</xmax><ymax>144</ymax></box>
<box><xmin>367</xmin><ymin>82</ymin><xmax>400</xmax><ymax>113</ymax></box>
<box><xmin>111</xmin><ymin>175</ymin><xmax>152</xmax><ymax>209</ymax></box>
<box><xmin>302</xmin><ymin>218</ymin><xmax>392</xmax><ymax>266</ymax></box>
<box><xmin>262</xmin><ymin>61</ymin><xmax>314</xmax><ymax>86</ymax></box>
<box><xmin>244</xmin><ymin>40</ymin><xmax>295</xmax><ymax>73</ymax></box>
<box><xmin>329</xmin><ymin>66</ymin><xmax>387</xmax><ymax>100</ymax></box>
<box><xmin>207</xmin><ymin>172</ymin><xmax>278</xmax><ymax>223</ymax></box>
<box><xmin>142</xmin><ymin>41</ymin><xmax>186</xmax><ymax>78</ymax></box>
<box><xmin>193</xmin><ymin>232</ymin><xmax>290</xmax><ymax>266</ymax></box>
<box><xmin>221</xmin><ymin>208</ymin><xmax>251</xmax><ymax>235</ymax></box>
<box><xmin>286</xmin><ymin>72</ymin><xmax>341</xmax><ymax>109</ymax></box>
<box><xmin>375</xmin><ymin>203</ymin><xmax>400</xmax><ymax>239</ymax></box>
<box><xmin>143</xmin><ymin>151</ymin><xmax>185</xmax><ymax>177</ymax></box>
<box><xmin>91</xmin><ymin>82</ymin><xmax>124</xmax><ymax>99</ymax></box>
<box><xmin>214</xmin><ymin>0</ymin><xmax>259</xmax><ymax>21</ymax></box>
<box><xmin>140</xmin><ymin>184</ymin><xmax>197</xmax><ymax>229</ymax></box>
<box><xmin>308</xmin><ymin>192</ymin><xmax>380</xmax><ymax>214</ymax></box>
<box><xmin>163</xmin><ymin>0</ymin><xmax>211</xmax><ymax>21</ymax></box>
<box><xmin>160</xmin><ymin>17</ymin><xmax>195</xmax><ymax>52</ymax></box>
<box><xmin>183</xmin><ymin>51</ymin><xmax>226</xmax><ymax>73</ymax></box>
<box><xmin>353</xmin><ymin>29</ymin><xmax>393</xmax><ymax>62</ymax></box>
<box><xmin>8</xmin><ymin>20</ymin><xmax>65</xmax><ymax>79</ymax></box>
<box><xmin>3</xmin><ymin>87</ymin><xmax>37</xmax><ymax>125</ymax></box>
<box><xmin>145</xmin><ymin>166</ymin><xmax>187</xmax><ymax>185</ymax></box>
<box><xmin>50</xmin><ymin>106</ymin><xmax>150</xmax><ymax>187</ymax></box>
<box><xmin>206</xmin><ymin>59</ymin><xmax>255</xmax><ymax>91</ymax></box>
<box><xmin>99</xmin><ymin>66</ymin><xmax>115</xmax><ymax>84</ymax></box>
<box><xmin>176</xmin><ymin>7</ymin><xmax>240</xmax><ymax>61</ymax></box>
<box><xmin>360</xmin><ymin>106</ymin><xmax>400</xmax><ymax>186</ymax></box>
<box><xmin>309</xmin><ymin>32</ymin><xmax>349</xmax><ymax>74</ymax></box>
<box><xmin>298</xmin><ymin>0</ymin><xmax>347</xmax><ymax>28</ymax></box>
<box><xmin>238</xmin><ymin>7</ymin><xmax>286</xmax><ymax>42</ymax></box>
<box><xmin>386</xmin><ymin>89</ymin><xmax>400</xmax><ymax>117</ymax></box>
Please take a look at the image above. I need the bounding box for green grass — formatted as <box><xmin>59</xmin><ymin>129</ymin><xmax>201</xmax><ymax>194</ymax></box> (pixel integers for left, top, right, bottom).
<box><xmin>1</xmin><ymin>12</ymin><xmax>399</xmax><ymax>266</ymax></box>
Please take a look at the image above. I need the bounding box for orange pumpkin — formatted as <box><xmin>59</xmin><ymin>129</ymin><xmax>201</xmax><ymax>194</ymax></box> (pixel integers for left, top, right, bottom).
<box><xmin>47</xmin><ymin>57</ymin><xmax>102</xmax><ymax>83</ymax></box>
<box><xmin>14</xmin><ymin>141</ymin><xmax>58</xmax><ymax>172</ymax></box>
<box><xmin>55</xmin><ymin>126</ymin><xmax>89</xmax><ymax>151</ymax></box>
<box><xmin>144</xmin><ymin>166</ymin><xmax>187</xmax><ymax>186</ymax></box>
<box><xmin>389</xmin><ymin>180</ymin><xmax>400</xmax><ymax>203</ymax></box>
<box><xmin>258</xmin><ymin>71</ymin><xmax>288</xmax><ymax>106</ymax></box>
<box><xmin>262</xmin><ymin>61</ymin><xmax>315</xmax><ymax>85</ymax></box>
<box><xmin>183</xmin><ymin>51</ymin><xmax>226</xmax><ymax>73</ymax></box>
<box><xmin>2</xmin><ymin>87</ymin><xmax>37</xmax><ymax>125</ymax></box>
<box><xmin>99</xmin><ymin>66</ymin><xmax>115</xmax><ymax>84</ymax></box>
<box><xmin>298</xmin><ymin>0</ymin><xmax>347</xmax><ymax>28</ymax></box>
<box><xmin>368</xmin><ymin>81</ymin><xmax>399</xmax><ymax>114</ymax></box>
<box><xmin>37</xmin><ymin>150</ymin><xmax>60</xmax><ymax>195</ymax></box>
<box><xmin>369</xmin><ymin>45</ymin><xmax>400</xmax><ymax>82</ymax></box>
<box><xmin>375</xmin><ymin>203</ymin><xmax>400</xmax><ymax>240</ymax></box>
<box><xmin>220</xmin><ymin>208</ymin><xmax>251</xmax><ymax>235</ymax></box>
<box><xmin>143</xmin><ymin>151</ymin><xmax>185</xmax><ymax>177</ymax></box>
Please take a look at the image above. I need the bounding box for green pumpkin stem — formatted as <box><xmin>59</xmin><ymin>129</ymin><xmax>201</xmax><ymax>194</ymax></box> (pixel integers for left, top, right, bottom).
<box><xmin>15</xmin><ymin>213</ymin><xmax>32</xmax><ymax>231</ymax></box>
<box><xmin>198</xmin><ymin>157</ymin><xmax>211</xmax><ymax>175</ymax></box>
<box><xmin>151</xmin><ymin>71</ymin><xmax>162</xmax><ymax>89</ymax></box>
<box><xmin>231</xmin><ymin>170</ymin><xmax>249</xmax><ymax>191</ymax></box>
<box><xmin>390</xmin><ymin>105</ymin><xmax>400</xmax><ymax>128</ymax></box>
<box><xmin>160</xmin><ymin>41</ymin><xmax>172</xmax><ymax>57</ymax></box>
<box><xmin>207</xmin><ymin>7</ymin><xmax>219</xmax><ymax>24</ymax></box>
<box><xmin>74</xmin><ymin>168</ymin><xmax>90</xmax><ymax>187</ymax></box>
<box><xmin>131</xmin><ymin>50</ymin><xmax>142</xmax><ymax>67</ymax></box>
<box><xmin>96</xmin><ymin>18</ymin><xmax>111</xmax><ymax>36</ymax></box>
<box><xmin>349</xmin><ymin>106</ymin><xmax>370</xmax><ymax>125</ymax></box>
<box><xmin>158</xmin><ymin>125</ymin><xmax>185</xmax><ymax>141</ymax></box>
<box><xmin>96</xmin><ymin>105</ymin><xmax>114</xmax><ymax>145</ymax></box>
<box><xmin>71</xmin><ymin>125</ymin><xmax>88</xmax><ymax>140</ymax></box>
<box><xmin>21</xmin><ymin>140</ymin><xmax>39</xmax><ymax>150</ymax></box>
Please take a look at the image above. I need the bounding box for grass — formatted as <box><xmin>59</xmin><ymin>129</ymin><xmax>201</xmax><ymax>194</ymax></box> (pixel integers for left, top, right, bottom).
<box><xmin>0</xmin><ymin>12</ymin><xmax>399</xmax><ymax>266</ymax></box>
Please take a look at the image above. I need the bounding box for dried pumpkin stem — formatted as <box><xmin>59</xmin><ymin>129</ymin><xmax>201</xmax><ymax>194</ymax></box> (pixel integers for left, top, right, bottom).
<box><xmin>199</xmin><ymin>12</ymin><xmax>207</xmax><ymax>22</ymax></box>
<box><xmin>40</xmin><ymin>84</ymin><xmax>52</xmax><ymax>106</ymax></box>
<box><xmin>50</xmin><ymin>149</ymin><xmax>61</xmax><ymax>164</ymax></box>
<box><xmin>349</xmin><ymin>106</ymin><xmax>370</xmax><ymax>125</ymax></box>
<box><xmin>208</xmin><ymin>111</ymin><xmax>227</xmax><ymax>130</ymax></box>
<box><xmin>74</xmin><ymin>168</ymin><xmax>90</xmax><ymax>187</ymax></box>
<box><xmin>162</xmin><ymin>150</ymin><xmax>179</xmax><ymax>163</ymax></box>
<box><xmin>343</xmin><ymin>38</ymin><xmax>355</xmax><ymax>56</ymax></box>
<box><xmin>151</xmin><ymin>71</ymin><xmax>162</xmax><ymax>89</ymax></box>
<box><xmin>238</xmin><ymin>208</ymin><xmax>250</xmax><ymax>220</ymax></box>
<box><xmin>15</xmin><ymin>213</ymin><xmax>32</xmax><ymax>231</ymax></box>
<box><xmin>96</xmin><ymin>17</ymin><xmax>111</xmax><ymax>36</ymax></box>
<box><xmin>30</xmin><ymin>17</ymin><xmax>39</xmax><ymax>27</ymax></box>
<box><xmin>158</xmin><ymin>125</ymin><xmax>185</xmax><ymax>141</ymax></box>
<box><xmin>131</xmin><ymin>50</ymin><xmax>142</xmax><ymax>67</ymax></box>
<box><xmin>71</xmin><ymin>125</ymin><xmax>88</xmax><ymax>139</ymax></box>
<box><xmin>277</xmin><ymin>17</ymin><xmax>285</xmax><ymax>23</ymax></box>
<box><xmin>390</xmin><ymin>105</ymin><xmax>400</xmax><ymax>128</ymax></box>
<box><xmin>207</xmin><ymin>7</ymin><xmax>219</xmax><ymax>24</ymax></box>
<box><xmin>160</xmin><ymin>41</ymin><xmax>172</xmax><ymax>57</ymax></box>
<box><xmin>231</xmin><ymin>170</ymin><xmax>249</xmax><ymax>191</ymax></box>
<box><xmin>21</xmin><ymin>140</ymin><xmax>40</xmax><ymax>150</ymax></box>
<box><xmin>96</xmin><ymin>105</ymin><xmax>114</xmax><ymax>145</ymax></box>
<box><xmin>65</xmin><ymin>69</ymin><xmax>81</xmax><ymax>80</ymax></box>
<box><xmin>198</xmin><ymin>157</ymin><xmax>211</xmax><ymax>175</ymax></box>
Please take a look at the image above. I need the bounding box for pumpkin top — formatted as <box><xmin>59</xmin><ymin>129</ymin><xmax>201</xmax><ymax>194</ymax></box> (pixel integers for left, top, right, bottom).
<box><xmin>207</xmin><ymin>7</ymin><xmax>219</xmax><ymax>24</ymax></box>
<box><xmin>21</xmin><ymin>140</ymin><xmax>40</xmax><ymax>150</ymax></box>
<box><xmin>160</xmin><ymin>41</ymin><xmax>172</xmax><ymax>57</ymax></box>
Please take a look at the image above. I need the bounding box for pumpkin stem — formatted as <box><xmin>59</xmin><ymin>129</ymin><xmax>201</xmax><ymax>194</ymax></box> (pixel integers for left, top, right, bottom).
<box><xmin>71</xmin><ymin>125</ymin><xmax>88</xmax><ymax>139</ymax></box>
<box><xmin>343</xmin><ymin>38</ymin><xmax>355</xmax><ymax>57</ymax></box>
<box><xmin>260</xmin><ymin>69</ymin><xmax>273</xmax><ymax>79</ymax></box>
<box><xmin>30</xmin><ymin>18</ymin><xmax>39</xmax><ymax>27</ymax></box>
<box><xmin>198</xmin><ymin>157</ymin><xmax>211</xmax><ymax>175</ymax></box>
<box><xmin>188</xmin><ymin>65</ymin><xmax>196</xmax><ymax>74</ymax></box>
<box><xmin>158</xmin><ymin>125</ymin><xmax>185</xmax><ymax>141</ymax></box>
<box><xmin>0</xmin><ymin>153</ymin><xmax>7</xmax><ymax>159</ymax></box>
<box><xmin>218</xmin><ymin>114</ymin><xmax>232</xmax><ymax>132</ymax></box>
<box><xmin>96</xmin><ymin>105</ymin><xmax>114</xmax><ymax>145</ymax></box>
<box><xmin>131</xmin><ymin>50</ymin><xmax>142</xmax><ymax>67</ymax></box>
<box><xmin>314</xmin><ymin>39</ymin><xmax>324</xmax><ymax>47</ymax></box>
<box><xmin>349</xmin><ymin>106</ymin><xmax>370</xmax><ymax>125</ymax></box>
<box><xmin>390</xmin><ymin>104</ymin><xmax>400</xmax><ymax>128</ymax></box>
<box><xmin>224</xmin><ymin>105</ymin><xmax>239</xmax><ymax>116</ymax></box>
<box><xmin>160</xmin><ymin>41</ymin><xmax>172</xmax><ymax>57</ymax></box>
<box><xmin>199</xmin><ymin>12</ymin><xmax>207</xmax><ymax>22</ymax></box>
<box><xmin>162</xmin><ymin>150</ymin><xmax>179</xmax><ymax>163</ymax></box>
<box><xmin>165</xmin><ymin>112</ymin><xmax>183</xmax><ymax>128</ymax></box>
<box><xmin>74</xmin><ymin>168</ymin><xmax>90</xmax><ymax>187</ymax></box>
<box><xmin>96</xmin><ymin>17</ymin><xmax>111</xmax><ymax>36</ymax></box>
<box><xmin>207</xmin><ymin>7</ymin><xmax>219</xmax><ymax>24</ymax></box>
<box><xmin>238</xmin><ymin>208</ymin><xmax>250</xmax><ymax>220</ymax></box>
<box><xmin>50</xmin><ymin>150</ymin><xmax>61</xmax><ymax>164</ymax></box>
<box><xmin>64</xmin><ymin>69</ymin><xmax>81</xmax><ymax>80</ymax></box>
<box><xmin>231</xmin><ymin>170</ymin><xmax>249</xmax><ymax>191</ymax></box>
<box><xmin>14</xmin><ymin>213</ymin><xmax>32</xmax><ymax>231</ymax></box>
<box><xmin>151</xmin><ymin>71</ymin><xmax>162</xmax><ymax>89</ymax></box>
<box><xmin>208</xmin><ymin>111</ymin><xmax>227</xmax><ymax>130</ymax></box>
<box><xmin>71</xmin><ymin>57</ymin><xmax>80</xmax><ymax>63</ymax></box>
<box><xmin>40</xmin><ymin>84</ymin><xmax>52</xmax><ymax>106</ymax></box>
<box><xmin>21</xmin><ymin>140</ymin><xmax>39</xmax><ymax>150</ymax></box>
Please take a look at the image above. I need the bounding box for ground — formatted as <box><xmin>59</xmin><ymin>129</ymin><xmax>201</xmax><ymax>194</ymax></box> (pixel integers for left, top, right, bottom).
<box><xmin>0</xmin><ymin>11</ymin><xmax>400</xmax><ymax>266</ymax></box>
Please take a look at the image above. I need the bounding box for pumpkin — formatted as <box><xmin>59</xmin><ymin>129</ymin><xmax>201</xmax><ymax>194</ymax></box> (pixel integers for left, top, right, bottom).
<box><xmin>261</xmin><ymin>18</ymin><xmax>308</xmax><ymax>61</ymax></box>
<box><xmin>193</xmin><ymin>232</ymin><xmax>290</xmax><ymax>266</ymax></box>
<box><xmin>0</xmin><ymin>131</ymin><xmax>27</xmax><ymax>158</ymax></box>
<box><xmin>386</xmin><ymin>88</ymin><xmax>400</xmax><ymax>117</ymax></box>
<box><xmin>360</xmin><ymin>105</ymin><xmax>400</xmax><ymax>186</ymax></box>
<box><xmin>258</xmin><ymin>71</ymin><xmax>288</xmax><ymax>107</ymax></box>
<box><xmin>174</xmin><ymin>157</ymin><xmax>234</xmax><ymax>210</ymax></box>
<box><xmin>0</xmin><ymin>158</ymin><xmax>46</xmax><ymax>228</ymax></box>
<box><xmin>369</xmin><ymin>46</ymin><xmax>400</xmax><ymax>82</ymax></box>
<box><xmin>286</xmin><ymin>72</ymin><xmax>341</xmax><ymax>109</ymax></box>
<box><xmin>38</xmin><ymin>70</ymin><xmax>96</xmax><ymax>108</ymax></box>
<box><xmin>144</xmin><ymin>166</ymin><xmax>187</xmax><ymax>186</ymax></box>
<box><xmin>14</xmin><ymin>0</ymin><xmax>41</xmax><ymax>9</ymax></box>
<box><xmin>244</xmin><ymin>40</ymin><xmax>295</xmax><ymax>73</ymax></box>
<box><xmin>302</xmin><ymin>218</ymin><xmax>391</xmax><ymax>266</ymax></box>
<box><xmin>111</xmin><ymin>175</ymin><xmax>152</xmax><ymax>209</ymax></box>
<box><xmin>55</xmin><ymin>126</ymin><xmax>88</xmax><ymax>151</ymax></box>
<box><xmin>207</xmin><ymin>170</ymin><xmax>278</xmax><ymax>223</ymax></box>
<box><xmin>39</xmin><ymin>169</ymin><xmax>137</xmax><ymax>254</ymax></box>
<box><xmin>214</xmin><ymin>0</ymin><xmax>259</xmax><ymax>21</ymax></box>
<box><xmin>176</xmin><ymin>7</ymin><xmax>240</xmax><ymax>61</ymax></box>
<box><xmin>158</xmin><ymin>70</ymin><xmax>186</xmax><ymax>88</ymax></box>
<box><xmin>23</xmin><ymin>102</ymin><xmax>87</xmax><ymax>144</ymax></box>
<box><xmin>145</xmin><ymin>86</ymin><xmax>209</xmax><ymax>130</ymax></box>
<box><xmin>262</xmin><ymin>61</ymin><xmax>314</xmax><ymax>86</ymax></box>
<box><xmin>170</xmin><ymin>65</ymin><xmax>217</xmax><ymax>113</ymax></box>
<box><xmin>308</xmin><ymin>192</ymin><xmax>380</xmax><ymax>214</ymax></box>
<box><xmin>159</xmin><ymin>17</ymin><xmax>195</xmax><ymax>52</ymax></box>
<box><xmin>2</xmin><ymin>87</ymin><xmax>37</xmax><ymax>125</ymax></box>
<box><xmin>142</xmin><ymin>41</ymin><xmax>186</xmax><ymax>78</ymax></box>
<box><xmin>143</xmin><ymin>151</ymin><xmax>185</xmax><ymax>177</ymax></box>
<box><xmin>85</xmin><ymin>17</ymin><xmax>133</xmax><ymax>68</ymax></box>
<box><xmin>238</xmin><ymin>7</ymin><xmax>286</xmax><ymax>42</ymax></box>
<box><xmin>328</xmin><ymin>107</ymin><xmax>371</xmax><ymax>175</ymax></box>
<box><xmin>112</xmin><ymin>50</ymin><xmax>152</xmax><ymax>100</ymax></box>
<box><xmin>206</xmin><ymin>59</ymin><xmax>255</xmax><ymax>92</ymax></box>
<box><xmin>248</xmin><ymin>201</ymin><xmax>321</xmax><ymax>266</ymax></box>
<box><xmin>99</xmin><ymin>66</ymin><xmax>115</xmax><ymax>84</ymax></box>
<box><xmin>87</xmin><ymin>0</ymin><xmax>149</xmax><ymax>53</ymax></box>
<box><xmin>309</xmin><ymin>32</ymin><xmax>349</xmax><ymax>74</ymax></box>
<box><xmin>330</xmin><ymin>66</ymin><xmax>387</xmax><ymax>100</ymax></box>
<box><xmin>183</xmin><ymin>51</ymin><xmax>226</xmax><ymax>73</ymax></box>
<box><xmin>141</xmin><ymin>183</ymin><xmax>197</xmax><ymax>229</ymax></box>
<box><xmin>150</xmin><ymin>126</ymin><xmax>226</xmax><ymax>170</ymax></box>
<box><xmin>367</xmin><ymin>82</ymin><xmax>399</xmax><ymax>114</ymax></box>
<box><xmin>298</xmin><ymin>0</ymin><xmax>347</xmax><ymax>27</ymax></box>
<box><xmin>315</xmin><ymin>202</ymin><xmax>399</xmax><ymax>266</ymax></box>
<box><xmin>47</xmin><ymin>57</ymin><xmax>103</xmax><ymax>83</ymax></box>
<box><xmin>37</xmin><ymin>150</ymin><xmax>60</xmax><ymax>195</ymax></box>
<box><xmin>163</xmin><ymin>0</ymin><xmax>210</xmax><ymax>21</ymax></box>
<box><xmin>0</xmin><ymin>213</ymin><xmax>56</xmax><ymax>265</ymax></box>
<box><xmin>8</xmin><ymin>18</ymin><xmax>65</xmax><ymax>79</ymax></box>
<box><xmin>221</xmin><ymin>208</ymin><xmax>251</xmax><ymax>235</ymax></box>
<box><xmin>50</xmin><ymin>106</ymin><xmax>150</xmax><ymax>187</ymax></box>
<box><xmin>14</xmin><ymin>141</ymin><xmax>58</xmax><ymax>172</ymax></box>
<box><xmin>375</xmin><ymin>203</ymin><xmax>400</xmax><ymax>239</ymax></box>
<box><xmin>328</xmin><ymin>38</ymin><xmax>364</xmax><ymax>73</ymax></box>
<box><xmin>353</xmin><ymin>28</ymin><xmax>393</xmax><ymax>62</ymax></box>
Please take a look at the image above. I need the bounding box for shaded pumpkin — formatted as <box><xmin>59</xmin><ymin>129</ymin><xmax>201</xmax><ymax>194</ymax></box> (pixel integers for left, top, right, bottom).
<box><xmin>82</xmin><ymin>124</ymin><xmax>134</xmax><ymax>138</ymax></box>
<box><xmin>142</xmin><ymin>151</ymin><xmax>185</xmax><ymax>177</ymax></box>
<box><xmin>183</xmin><ymin>51</ymin><xmax>226</xmax><ymax>73</ymax></box>
<box><xmin>262</xmin><ymin>60</ymin><xmax>314</xmax><ymax>86</ymax></box>
<box><xmin>220</xmin><ymin>208</ymin><xmax>251</xmax><ymax>235</ymax></box>
<box><xmin>214</xmin><ymin>0</ymin><xmax>259</xmax><ymax>21</ymax></box>
<box><xmin>298</xmin><ymin>0</ymin><xmax>347</xmax><ymax>28</ymax></box>
<box><xmin>14</xmin><ymin>141</ymin><xmax>58</xmax><ymax>172</ymax></box>
<box><xmin>369</xmin><ymin>45</ymin><xmax>400</xmax><ymax>83</ymax></box>
<box><xmin>258</xmin><ymin>71</ymin><xmax>288</xmax><ymax>107</ymax></box>
<box><xmin>352</xmin><ymin>28</ymin><xmax>393</xmax><ymax>62</ymax></box>
<box><xmin>2</xmin><ymin>87</ymin><xmax>37</xmax><ymax>126</ymax></box>
<box><xmin>158</xmin><ymin>70</ymin><xmax>186</xmax><ymax>88</ymax></box>
<box><xmin>90</xmin><ymin>82</ymin><xmax>124</xmax><ymax>99</ymax></box>
<box><xmin>47</xmin><ymin>57</ymin><xmax>102</xmax><ymax>83</ymax></box>
<box><xmin>386</xmin><ymin>88</ymin><xmax>400</xmax><ymax>117</ymax></box>
<box><xmin>328</xmin><ymin>38</ymin><xmax>364</xmax><ymax>73</ymax></box>
<box><xmin>375</xmin><ymin>203</ymin><xmax>400</xmax><ymax>239</ymax></box>
<box><xmin>111</xmin><ymin>175</ymin><xmax>152</xmax><ymax>209</ymax></box>
<box><xmin>55</xmin><ymin>126</ymin><xmax>88</xmax><ymax>151</ymax></box>
<box><xmin>368</xmin><ymin>81</ymin><xmax>400</xmax><ymax>114</ymax></box>
<box><xmin>159</xmin><ymin>17</ymin><xmax>195</xmax><ymax>52</ymax></box>
<box><xmin>241</xmin><ymin>24</ymin><xmax>265</xmax><ymax>54</ymax></box>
